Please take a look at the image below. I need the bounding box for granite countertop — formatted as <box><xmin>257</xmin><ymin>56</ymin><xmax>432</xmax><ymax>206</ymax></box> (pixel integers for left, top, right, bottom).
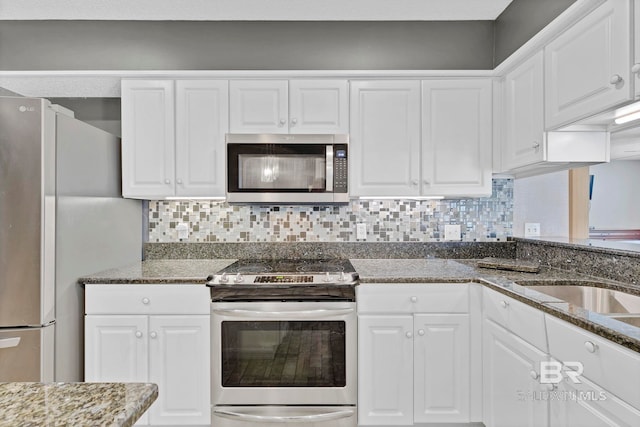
<box><xmin>353</xmin><ymin>258</ymin><xmax>640</xmax><ymax>353</ymax></box>
<box><xmin>0</xmin><ymin>382</ymin><xmax>158</xmax><ymax>427</ymax></box>
<box><xmin>79</xmin><ymin>259</ymin><xmax>236</xmax><ymax>284</ymax></box>
<box><xmin>78</xmin><ymin>257</ymin><xmax>640</xmax><ymax>353</ymax></box>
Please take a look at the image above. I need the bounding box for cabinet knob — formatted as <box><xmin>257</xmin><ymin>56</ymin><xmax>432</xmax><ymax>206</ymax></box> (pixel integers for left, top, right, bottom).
<box><xmin>532</xmin><ymin>141</ymin><xmax>540</xmax><ymax>151</ymax></box>
<box><xmin>150</xmin><ymin>332</ymin><xmax>158</xmax><ymax>339</ymax></box>
<box><xmin>410</xmin><ymin>296</ymin><xmax>418</xmax><ymax>303</ymax></box>
<box><xmin>411</xmin><ymin>180</ymin><xmax>419</xmax><ymax>186</ymax></box>
<box><xmin>177</xmin><ymin>179</ymin><xmax>183</xmax><ymax>185</ymax></box>
<box><xmin>500</xmin><ymin>300</ymin><xmax>509</xmax><ymax>309</ymax></box>
<box><xmin>632</xmin><ymin>64</ymin><xmax>640</xmax><ymax>74</ymax></box>
<box><xmin>405</xmin><ymin>331</ymin><xmax>413</xmax><ymax>339</ymax></box>
<box><xmin>530</xmin><ymin>370</ymin><xmax>539</xmax><ymax>380</ymax></box>
<box><xmin>610</xmin><ymin>74</ymin><xmax>623</xmax><ymax>85</ymax></box>
<box><xmin>135</xmin><ymin>331</ymin><xmax>143</xmax><ymax>338</ymax></box>
<box><xmin>279</xmin><ymin>119</ymin><xmax>286</xmax><ymax>126</ymax></box>
<box><xmin>417</xmin><ymin>329</ymin><xmax>425</xmax><ymax>336</ymax></box>
<box><xmin>142</xmin><ymin>297</ymin><xmax>150</xmax><ymax>305</ymax></box>
<box><xmin>584</xmin><ymin>341</ymin><xmax>598</xmax><ymax>353</ymax></box>
<box><xmin>291</xmin><ymin>118</ymin><xmax>298</xmax><ymax>126</ymax></box>
<box><xmin>164</xmin><ymin>179</ymin><xmax>171</xmax><ymax>185</ymax></box>
<box><xmin>423</xmin><ymin>180</ymin><xmax>430</xmax><ymax>186</ymax></box>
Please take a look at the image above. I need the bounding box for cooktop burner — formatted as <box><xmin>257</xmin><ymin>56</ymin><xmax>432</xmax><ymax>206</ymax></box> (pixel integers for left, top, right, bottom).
<box><xmin>207</xmin><ymin>259</ymin><xmax>358</xmax><ymax>301</ymax></box>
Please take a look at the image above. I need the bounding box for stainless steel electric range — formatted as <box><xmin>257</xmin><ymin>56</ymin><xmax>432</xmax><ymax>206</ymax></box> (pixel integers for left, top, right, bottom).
<box><xmin>207</xmin><ymin>259</ymin><xmax>358</xmax><ymax>427</ymax></box>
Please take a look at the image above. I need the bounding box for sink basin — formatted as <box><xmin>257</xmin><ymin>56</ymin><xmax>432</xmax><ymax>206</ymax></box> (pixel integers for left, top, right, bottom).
<box><xmin>524</xmin><ymin>285</ymin><xmax>640</xmax><ymax>314</ymax></box>
<box><xmin>606</xmin><ymin>315</ymin><xmax>640</xmax><ymax>328</ymax></box>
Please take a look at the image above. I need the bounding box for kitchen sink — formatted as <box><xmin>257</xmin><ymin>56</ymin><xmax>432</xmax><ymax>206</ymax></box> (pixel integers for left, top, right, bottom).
<box><xmin>606</xmin><ymin>315</ymin><xmax>640</xmax><ymax>328</ymax></box>
<box><xmin>522</xmin><ymin>285</ymin><xmax>640</xmax><ymax>314</ymax></box>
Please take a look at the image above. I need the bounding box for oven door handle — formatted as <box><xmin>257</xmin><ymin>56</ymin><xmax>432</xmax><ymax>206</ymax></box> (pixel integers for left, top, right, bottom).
<box><xmin>212</xmin><ymin>307</ymin><xmax>354</xmax><ymax>319</ymax></box>
<box><xmin>213</xmin><ymin>407</ymin><xmax>355</xmax><ymax>423</ymax></box>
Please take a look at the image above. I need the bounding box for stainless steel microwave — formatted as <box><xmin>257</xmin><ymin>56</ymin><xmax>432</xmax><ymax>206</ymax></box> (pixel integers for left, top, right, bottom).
<box><xmin>226</xmin><ymin>134</ymin><xmax>349</xmax><ymax>204</ymax></box>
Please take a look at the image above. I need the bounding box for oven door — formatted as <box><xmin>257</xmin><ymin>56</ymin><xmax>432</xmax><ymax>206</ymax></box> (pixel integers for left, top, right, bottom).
<box><xmin>211</xmin><ymin>301</ymin><xmax>356</xmax><ymax>406</ymax></box>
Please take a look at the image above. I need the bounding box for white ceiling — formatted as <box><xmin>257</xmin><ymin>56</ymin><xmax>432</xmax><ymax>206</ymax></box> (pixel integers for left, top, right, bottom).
<box><xmin>0</xmin><ymin>0</ymin><xmax>514</xmax><ymax>21</ymax></box>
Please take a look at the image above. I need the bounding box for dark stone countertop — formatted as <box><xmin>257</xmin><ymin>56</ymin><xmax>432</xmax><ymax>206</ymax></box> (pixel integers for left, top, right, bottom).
<box><xmin>79</xmin><ymin>257</ymin><xmax>640</xmax><ymax>353</ymax></box>
<box><xmin>0</xmin><ymin>382</ymin><xmax>158</xmax><ymax>427</ymax></box>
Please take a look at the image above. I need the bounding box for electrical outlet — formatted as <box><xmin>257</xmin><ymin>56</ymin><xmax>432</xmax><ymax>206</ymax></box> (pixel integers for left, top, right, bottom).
<box><xmin>356</xmin><ymin>223</ymin><xmax>367</xmax><ymax>240</ymax></box>
<box><xmin>444</xmin><ymin>224</ymin><xmax>461</xmax><ymax>241</ymax></box>
<box><xmin>176</xmin><ymin>223</ymin><xmax>189</xmax><ymax>239</ymax></box>
<box><xmin>524</xmin><ymin>223</ymin><xmax>541</xmax><ymax>237</ymax></box>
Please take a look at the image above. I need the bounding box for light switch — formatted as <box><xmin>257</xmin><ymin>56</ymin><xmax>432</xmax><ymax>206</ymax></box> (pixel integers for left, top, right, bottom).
<box><xmin>356</xmin><ymin>223</ymin><xmax>367</xmax><ymax>240</ymax></box>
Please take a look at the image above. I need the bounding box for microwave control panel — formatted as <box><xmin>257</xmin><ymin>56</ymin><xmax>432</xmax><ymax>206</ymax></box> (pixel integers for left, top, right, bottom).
<box><xmin>334</xmin><ymin>144</ymin><xmax>348</xmax><ymax>193</ymax></box>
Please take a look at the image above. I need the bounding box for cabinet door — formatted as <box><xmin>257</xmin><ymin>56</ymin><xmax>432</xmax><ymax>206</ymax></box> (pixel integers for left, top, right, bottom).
<box><xmin>121</xmin><ymin>80</ymin><xmax>175</xmax><ymax>198</ymax></box>
<box><xmin>545</xmin><ymin>0</ymin><xmax>631</xmax><ymax>128</ymax></box>
<box><xmin>229</xmin><ymin>80</ymin><xmax>288</xmax><ymax>133</ymax></box>
<box><xmin>289</xmin><ymin>79</ymin><xmax>349</xmax><ymax>133</ymax></box>
<box><xmin>503</xmin><ymin>52</ymin><xmax>545</xmax><ymax>170</ymax></box>
<box><xmin>85</xmin><ymin>315</ymin><xmax>148</xmax><ymax>382</ymax></box>
<box><xmin>413</xmin><ymin>314</ymin><xmax>470</xmax><ymax>424</ymax></box>
<box><xmin>421</xmin><ymin>79</ymin><xmax>492</xmax><ymax>196</ymax></box>
<box><xmin>483</xmin><ymin>319</ymin><xmax>549</xmax><ymax>427</ymax></box>
<box><xmin>175</xmin><ymin>80</ymin><xmax>228</xmax><ymax>197</ymax></box>
<box><xmin>350</xmin><ymin>81</ymin><xmax>421</xmax><ymax>197</ymax></box>
<box><xmin>358</xmin><ymin>315</ymin><xmax>414</xmax><ymax>425</ymax></box>
<box><xmin>550</xmin><ymin>374</ymin><xmax>640</xmax><ymax>427</ymax></box>
<box><xmin>148</xmin><ymin>315</ymin><xmax>210</xmax><ymax>426</ymax></box>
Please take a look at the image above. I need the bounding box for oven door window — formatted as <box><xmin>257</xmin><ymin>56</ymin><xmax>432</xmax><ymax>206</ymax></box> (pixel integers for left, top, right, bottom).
<box><xmin>221</xmin><ymin>321</ymin><xmax>346</xmax><ymax>387</ymax></box>
<box><xmin>228</xmin><ymin>144</ymin><xmax>327</xmax><ymax>192</ymax></box>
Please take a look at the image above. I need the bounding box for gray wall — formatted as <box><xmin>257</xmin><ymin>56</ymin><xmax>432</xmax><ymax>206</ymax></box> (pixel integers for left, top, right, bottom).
<box><xmin>0</xmin><ymin>21</ymin><xmax>494</xmax><ymax>70</ymax></box>
<box><xmin>494</xmin><ymin>0</ymin><xmax>578</xmax><ymax>65</ymax></box>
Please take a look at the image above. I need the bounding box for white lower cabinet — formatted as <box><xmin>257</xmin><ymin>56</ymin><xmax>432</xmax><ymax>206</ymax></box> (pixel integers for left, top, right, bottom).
<box><xmin>357</xmin><ymin>284</ymin><xmax>475</xmax><ymax>426</ymax></box>
<box><xmin>483</xmin><ymin>318</ymin><xmax>550</xmax><ymax>427</ymax></box>
<box><xmin>85</xmin><ymin>285</ymin><xmax>210</xmax><ymax>427</ymax></box>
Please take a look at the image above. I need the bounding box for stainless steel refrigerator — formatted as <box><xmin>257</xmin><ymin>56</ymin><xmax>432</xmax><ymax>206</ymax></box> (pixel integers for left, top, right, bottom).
<box><xmin>0</xmin><ymin>96</ymin><xmax>142</xmax><ymax>382</ymax></box>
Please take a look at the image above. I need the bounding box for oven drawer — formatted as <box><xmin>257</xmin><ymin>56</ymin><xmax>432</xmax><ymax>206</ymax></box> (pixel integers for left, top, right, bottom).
<box><xmin>212</xmin><ymin>406</ymin><xmax>357</xmax><ymax>427</ymax></box>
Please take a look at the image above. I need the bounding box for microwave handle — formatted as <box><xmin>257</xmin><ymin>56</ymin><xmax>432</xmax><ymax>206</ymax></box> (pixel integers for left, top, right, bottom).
<box><xmin>325</xmin><ymin>145</ymin><xmax>333</xmax><ymax>191</ymax></box>
<box><xmin>213</xmin><ymin>407</ymin><xmax>355</xmax><ymax>423</ymax></box>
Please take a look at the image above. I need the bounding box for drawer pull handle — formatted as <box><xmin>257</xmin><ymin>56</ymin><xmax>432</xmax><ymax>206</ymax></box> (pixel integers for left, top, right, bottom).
<box><xmin>142</xmin><ymin>297</ymin><xmax>150</xmax><ymax>305</ymax></box>
<box><xmin>406</xmin><ymin>332</ymin><xmax>413</xmax><ymax>339</ymax></box>
<box><xmin>135</xmin><ymin>331</ymin><xmax>143</xmax><ymax>338</ymax></box>
<box><xmin>500</xmin><ymin>300</ymin><xmax>509</xmax><ymax>308</ymax></box>
<box><xmin>410</xmin><ymin>296</ymin><xmax>418</xmax><ymax>303</ymax></box>
<box><xmin>530</xmin><ymin>370</ymin><xmax>539</xmax><ymax>380</ymax></box>
<box><xmin>584</xmin><ymin>341</ymin><xmax>598</xmax><ymax>353</ymax></box>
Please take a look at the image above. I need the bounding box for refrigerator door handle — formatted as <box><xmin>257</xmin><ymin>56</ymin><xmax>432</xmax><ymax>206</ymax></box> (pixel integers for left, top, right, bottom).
<box><xmin>0</xmin><ymin>337</ymin><xmax>21</xmax><ymax>349</ymax></box>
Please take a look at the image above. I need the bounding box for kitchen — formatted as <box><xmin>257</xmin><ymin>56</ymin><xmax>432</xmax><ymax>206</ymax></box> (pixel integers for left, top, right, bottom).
<box><xmin>1</xmin><ymin>0</ymin><xmax>640</xmax><ymax>426</ymax></box>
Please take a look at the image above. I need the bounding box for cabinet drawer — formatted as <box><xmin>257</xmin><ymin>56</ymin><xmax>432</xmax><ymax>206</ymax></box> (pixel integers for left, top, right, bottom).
<box><xmin>546</xmin><ymin>315</ymin><xmax>640</xmax><ymax>409</ymax></box>
<box><xmin>85</xmin><ymin>284</ymin><xmax>210</xmax><ymax>315</ymax></box>
<box><xmin>483</xmin><ymin>287</ymin><xmax>547</xmax><ymax>351</ymax></box>
<box><xmin>357</xmin><ymin>283</ymin><xmax>469</xmax><ymax>313</ymax></box>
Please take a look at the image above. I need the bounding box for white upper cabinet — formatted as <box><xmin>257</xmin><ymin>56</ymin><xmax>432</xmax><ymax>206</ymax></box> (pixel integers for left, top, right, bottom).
<box><xmin>121</xmin><ymin>79</ymin><xmax>228</xmax><ymax>199</ymax></box>
<box><xmin>421</xmin><ymin>79</ymin><xmax>492</xmax><ymax>197</ymax></box>
<box><xmin>175</xmin><ymin>80</ymin><xmax>228</xmax><ymax>197</ymax></box>
<box><xmin>229</xmin><ymin>79</ymin><xmax>348</xmax><ymax>134</ymax></box>
<box><xmin>122</xmin><ymin>80</ymin><xmax>176</xmax><ymax>199</ymax></box>
<box><xmin>229</xmin><ymin>80</ymin><xmax>288</xmax><ymax>133</ymax></box>
<box><xmin>289</xmin><ymin>80</ymin><xmax>349</xmax><ymax>133</ymax></box>
<box><xmin>502</xmin><ymin>52</ymin><xmax>546</xmax><ymax>170</ymax></box>
<box><xmin>350</xmin><ymin>80</ymin><xmax>421</xmax><ymax>197</ymax></box>
<box><xmin>545</xmin><ymin>0</ymin><xmax>632</xmax><ymax>129</ymax></box>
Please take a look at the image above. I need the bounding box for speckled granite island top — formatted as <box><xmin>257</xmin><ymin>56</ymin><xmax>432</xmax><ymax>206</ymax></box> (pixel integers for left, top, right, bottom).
<box><xmin>79</xmin><ymin>259</ymin><xmax>236</xmax><ymax>284</ymax></box>
<box><xmin>0</xmin><ymin>382</ymin><xmax>158</xmax><ymax>427</ymax></box>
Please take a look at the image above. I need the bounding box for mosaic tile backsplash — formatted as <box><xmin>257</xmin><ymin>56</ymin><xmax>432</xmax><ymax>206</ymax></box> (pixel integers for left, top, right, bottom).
<box><xmin>148</xmin><ymin>179</ymin><xmax>513</xmax><ymax>243</ymax></box>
